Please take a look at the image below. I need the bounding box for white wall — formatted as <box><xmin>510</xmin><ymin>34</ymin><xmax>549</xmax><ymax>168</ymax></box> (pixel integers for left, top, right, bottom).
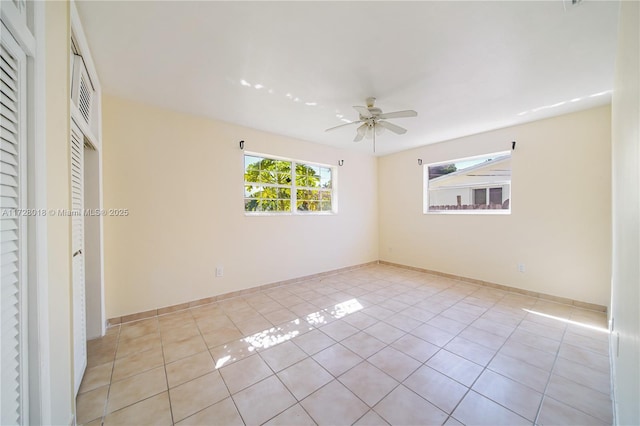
<box><xmin>102</xmin><ymin>95</ymin><xmax>379</xmax><ymax>318</ymax></box>
<box><xmin>379</xmin><ymin>106</ymin><xmax>612</xmax><ymax>307</ymax></box>
<box><xmin>610</xmin><ymin>1</ymin><xmax>640</xmax><ymax>424</ymax></box>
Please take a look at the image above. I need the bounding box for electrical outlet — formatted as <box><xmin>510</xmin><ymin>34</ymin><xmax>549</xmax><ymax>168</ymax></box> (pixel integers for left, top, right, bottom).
<box><xmin>518</xmin><ymin>263</ymin><xmax>525</xmax><ymax>273</ymax></box>
<box><xmin>215</xmin><ymin>266</ymin><xmax>224</xmax><ymax>277</ymax></box>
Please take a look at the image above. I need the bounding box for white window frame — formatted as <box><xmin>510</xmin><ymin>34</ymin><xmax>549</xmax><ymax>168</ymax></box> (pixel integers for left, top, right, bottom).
<box><xmin>423</xmin><ymin>151</ymin><xmax>512</xmax><ymax>215</ymax></box>
<box><xmin>243</xmin><ymin>151</ymin><xmax>337</xmax><ymax>216</ymax></box>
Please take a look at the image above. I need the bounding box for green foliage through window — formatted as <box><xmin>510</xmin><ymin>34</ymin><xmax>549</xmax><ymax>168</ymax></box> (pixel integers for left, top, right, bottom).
<box><xmin>244</xmin><ymin>154</ymin><xmax>333</xmax><ymax>213</ymax></box>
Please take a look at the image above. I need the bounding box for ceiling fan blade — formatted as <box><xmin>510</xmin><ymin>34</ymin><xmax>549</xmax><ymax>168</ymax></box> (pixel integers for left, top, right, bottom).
<box><xmin>353</xmin><ymin>106</ymin><xmax>373</xmax><ymax>118</ymax></box>
<box><xmin>378</xmin><ymin>120</ymin><xmax>407</xmax><ymax>135</ymax></box>
<box><xmin>325</xmin><ymin>120</ymin><xmax>362</xmax><ymax>132</ymax></box>
<box><xmin>377</xmin><ymin>110</ymin><xmax>418</xmax><ymax>119</ymax></box>
<box><xmin>354</xmin><ymin>123</ymin><xmax>367</xmax><ymax>142</ymax></box>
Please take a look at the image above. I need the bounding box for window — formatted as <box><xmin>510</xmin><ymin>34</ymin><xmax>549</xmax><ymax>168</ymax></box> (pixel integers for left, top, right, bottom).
<box><xmin>244</xmin><ymin>154</ymin><xmax>334</xmax><ymax>214</ymax></box>
<box><xmin>489</xmin><ymin>187</ymin><xmax>503</xmax><ymax>205</ymax></box>
<box><xmin>424</xmin><ymin>151</ymin><xmax>511</xmax><ymax>213</ymax></box>
<box><xmin>473</xmin><ymin>188</ymin><xmax>487</xmax><ymax>205</ymax></box>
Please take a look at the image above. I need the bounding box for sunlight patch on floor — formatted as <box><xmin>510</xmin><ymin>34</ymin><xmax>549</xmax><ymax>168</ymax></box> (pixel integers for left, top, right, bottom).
<box><xmin>214</xmin><ymin>299</ymin><xmax>364</xmax><ymax>368</ymax></box>
<box><xmin>523</xmin><ymin>308</ymin><xmax>609</xmax><ymax>333</ymax></box>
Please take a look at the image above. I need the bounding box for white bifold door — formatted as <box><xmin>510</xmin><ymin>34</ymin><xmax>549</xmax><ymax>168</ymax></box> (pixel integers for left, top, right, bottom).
<box><xmin>71</xmin><ymin>121</ymin><xmax>87</xmax><ymax>394</ymax></box>
<box><xmin>1</xmin><ymin>21</ymin><xmax>28</xmax><ymax>425</ymax></box>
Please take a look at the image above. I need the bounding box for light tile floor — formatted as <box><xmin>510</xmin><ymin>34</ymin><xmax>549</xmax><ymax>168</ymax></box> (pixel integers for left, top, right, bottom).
<box><xmin>78</xmin><ymin>264</ymin><xmax>612</xmax><ymax>425</ymax></box>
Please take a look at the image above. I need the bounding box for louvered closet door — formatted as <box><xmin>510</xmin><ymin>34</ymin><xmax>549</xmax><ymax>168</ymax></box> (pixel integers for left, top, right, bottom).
<box><xmin>71</xmin><ymin>122</ymin><xmax>87</xmax><ymax>394</ymax></box>
<box><xmin>1</xmin><ymin>24</ymin><xmax>27</xmax><ymax>426</ymax></box>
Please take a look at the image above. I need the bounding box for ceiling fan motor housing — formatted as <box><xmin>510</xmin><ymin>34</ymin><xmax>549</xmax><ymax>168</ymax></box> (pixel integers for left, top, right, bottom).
<box><xmin>360</xmin><ymin>107</ymin><xmax>382</xmax><ymax>121</ymax></box>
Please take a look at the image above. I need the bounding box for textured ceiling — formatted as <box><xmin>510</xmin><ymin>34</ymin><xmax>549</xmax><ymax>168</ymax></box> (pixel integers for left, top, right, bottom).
<box><xmin>76</xmin><ymin>1</ymin><xmax>620</xmax><ymax>155</ymax></box>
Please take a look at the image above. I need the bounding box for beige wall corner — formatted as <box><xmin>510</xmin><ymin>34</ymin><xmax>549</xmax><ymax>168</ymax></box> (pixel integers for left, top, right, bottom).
<box><xmin>45</xmin><ymin>1</ymin><xmax>74</xmax><ymax>423</ymax></box>
<box><xmin>379</xmin><ymin>106</ymin><xmax>612</xmax><ymax>307</ymax></box>
<box><xmin>610</xmin><ymin>1</ymin><xmax>640</xmax><ymax>424</ymax></box>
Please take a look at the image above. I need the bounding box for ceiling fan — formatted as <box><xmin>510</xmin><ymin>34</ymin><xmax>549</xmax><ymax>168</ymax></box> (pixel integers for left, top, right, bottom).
<box><xmin>325</xmin><ymin>97</ymin><xmax>418</xmax><ymax>148</ymax></box>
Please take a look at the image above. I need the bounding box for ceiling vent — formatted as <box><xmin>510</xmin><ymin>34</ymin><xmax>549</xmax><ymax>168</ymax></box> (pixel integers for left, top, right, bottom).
<box><xmin>71</xmin><ymin>54</ymin><xmax>94</xmax><ymax>126</ymax></box>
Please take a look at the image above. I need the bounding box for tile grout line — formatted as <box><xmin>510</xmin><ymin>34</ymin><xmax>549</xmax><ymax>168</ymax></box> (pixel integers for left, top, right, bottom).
<box><xmin>532</xmin><ymin>320</ymin><xmax>569</xmax><ymax>426</ymax></box>
<box><xmin>359</xmin><ymin>268</ymin><xmax>606</xmax><ymax>424</ymax></box>
<box><xmin>319</xmin><ymin>277</ymin><xmax>457</xmax><ymax>424</ymax></box>
<box><xmin>160</xmin><ymin>312</ymin><xmax>184</xmax><ymax>425</ymax></box>
<box><xmin>107</xmin><ymin>318</ymin><xmax>170</xmax><ymax>422</ymax></box>
<box><xmin>253</xmin><ymin>340</ymin><xmax>316</xmax><ymax>425</ymax></box>
<box><xmin>99</xmin><ymin>324</ymin><xmax>120</xmax><ymax>425</ymax></box>
<box><xmin>436</xmin><ymin>290</ymin><xmax>535</xmax><ymax>424</ymax></box>
<box><xmin>180</xmin><ymin>307</ymin><xmax>243</xmax><ymax>425</ymax></box>
<box><xmin>91</xmin><ymin>322</ymin><xmax>181</xmax><ymax>424</ymax></box>
<box><xmin>210</xmin><ymin>271</ymin><xmax>400</xmax><ymax>423</ymax></box>
<box><xmin>263</xmin><ymin>276</ymin><xmax>416</xmax><ymax>424</ymax></box>
<box><xmin>219</xmin><ymin>300</ymin><xmax>305</xmax><ymax>424</ymax></box>
<box><xmin>357</xmin><ymin>274</ymin><xmax>479</xmax><ymax>423</ymax></box>
<box><xmin>348</xmin><ymin>273</ymin><xmax>470</xmax><ymax>423</ymax></box>
<box><xmin>529</xmin><ymin>318</ymin><xmax>612</xmax><ymax>425</ymax></box>
<box><xmin>209</xmin><ymin>332</ymin><xmax>249</xmax><ymax>425</ymax></box>
<box><xmin>410</xmin><ymin>296</ymin><xmax>504</xmax><ymax>423</ymax></box>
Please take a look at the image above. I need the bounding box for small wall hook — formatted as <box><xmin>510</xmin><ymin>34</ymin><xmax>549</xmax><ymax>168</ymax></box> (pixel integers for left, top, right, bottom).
<box><xmin>338</xmin><ymin>160</ymin><xmax>344</xmax><ymax>166</ymax></box>
<box><xmin>512</xmin><ymin>141</ymin><xmax>516</xmax><ymax>150</ymax></box>
<box><xmin>239</xmin><ymin>140</ymin><xmax>245</xmax><ymax>150</ymax></box>
<box><xmin>417</xmin><ymin>159</ymin><xmax>423</xmax><ymax>166</ymax></box>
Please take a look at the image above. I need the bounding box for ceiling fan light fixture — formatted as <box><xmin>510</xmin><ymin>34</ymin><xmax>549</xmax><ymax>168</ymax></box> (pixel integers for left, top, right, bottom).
<box><xmin>365</xmin><ymin>125</ymin><xmax>374</xmax><ymax>139</ymax></box>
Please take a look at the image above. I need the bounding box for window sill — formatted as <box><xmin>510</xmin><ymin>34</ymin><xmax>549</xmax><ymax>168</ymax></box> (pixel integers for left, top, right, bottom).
<box><xmin>424</xmin><ymin>210</ymin><xmax>511</xmax><ymax>215</ymax></box>
<box><xmin>244</xmin><ymin>211</ymin><xmax>336</xmax><ymax>217</ymax></box>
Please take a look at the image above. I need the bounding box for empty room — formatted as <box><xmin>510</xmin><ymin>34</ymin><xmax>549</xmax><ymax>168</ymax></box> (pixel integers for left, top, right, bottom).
<box><xmin>0</xmin><ymin>1</ymin><xmax>638</xmax><ymax>425</ymax></box>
